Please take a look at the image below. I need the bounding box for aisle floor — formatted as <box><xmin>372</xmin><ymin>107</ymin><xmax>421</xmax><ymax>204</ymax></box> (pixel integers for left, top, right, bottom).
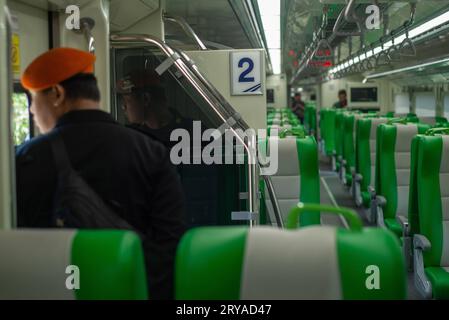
<box><xmin>318</xmin><ymin>154</ymin><xmax>421</xmax><ymax>300</ymax></box>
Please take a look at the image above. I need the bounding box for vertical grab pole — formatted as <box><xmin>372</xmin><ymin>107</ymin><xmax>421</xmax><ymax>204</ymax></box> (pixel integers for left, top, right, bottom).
<box><xmin>0</xmin><ymin>2</ymin><xmax>15</xmax><ymax>229</ymax></box>
<box><xmin>246</xmin><ymin>133</ymin><xmax>259</xmax><ymax>227</ymax></box>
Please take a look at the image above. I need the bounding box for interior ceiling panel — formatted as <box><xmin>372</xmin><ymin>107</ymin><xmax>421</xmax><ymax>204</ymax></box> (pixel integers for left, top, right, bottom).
<box><xmin>165</xmin><ymin>0</ymin><xmax>252</xmax><ymax>49</ymax></box>
<box><xmin>284</xmin><ymin>0</ymin><xmax>449</xmax><ymax>83</ymax></box>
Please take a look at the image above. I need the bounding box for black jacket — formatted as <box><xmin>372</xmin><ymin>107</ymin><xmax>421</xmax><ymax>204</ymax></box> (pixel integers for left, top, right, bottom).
<box><xmin>16</xmin><ymin>110</ymin><xmax>186</xmax><ymax>300</ymax></box>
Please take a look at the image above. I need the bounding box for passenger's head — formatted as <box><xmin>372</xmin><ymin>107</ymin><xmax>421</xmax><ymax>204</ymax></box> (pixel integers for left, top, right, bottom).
<box><xmin>338</xmin><ymin>89</ymin><xmax>347</xmax><ymax>103</ymax></box>
<box><xmin>21</xmin><ymin>48</ymin><xmax>99</xmax><ymax>134</ymax></box>
<box><xmin>294</xmin><ymin>93</ymin><xmax>302</xmax><ymax>102</ymax></box>
<box><xmin>116</xmin><ymin>70</ymin><xmax>166</xmax><ymax>124</ymax></box>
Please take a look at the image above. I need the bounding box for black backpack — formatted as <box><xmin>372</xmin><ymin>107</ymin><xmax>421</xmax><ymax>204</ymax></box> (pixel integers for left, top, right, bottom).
<box><xmin>49</xmin><ymin>131</ymin><xmax>141</xmax><ymax>236</ymax></box>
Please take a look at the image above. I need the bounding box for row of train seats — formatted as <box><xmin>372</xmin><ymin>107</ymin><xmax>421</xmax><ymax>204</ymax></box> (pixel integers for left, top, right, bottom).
<box><xmin>264</xmin><ymin>108</ymin><xmax>320</xmax><ymax>226</ymax></box>
<box><xmin>176</xmin><ymin>212</ymin><xmax>405</xmax><ymax>300</ymax></box>
<box><xmin>174</xmin><ymin>107</ymin><xmax>405</xmax><ymax>300</ymax></box>
<box><xmin>319</xmin><ymin>107</ymin><xmax>449</xmax><ymax>299</ymax></box>
<box><xmin>201</xmin><ymin>107</ymin><xmax>408</xmax><ymax>300</ymax></box>
<box><xmin>267</xmin><ymin>107</ymin><xmax>301</xmax><ymax>135</ymax></box>
<box><xmin>0</xmin><ymin>107</ymin><xmax>408</xmax><ymax>300</ymax></box>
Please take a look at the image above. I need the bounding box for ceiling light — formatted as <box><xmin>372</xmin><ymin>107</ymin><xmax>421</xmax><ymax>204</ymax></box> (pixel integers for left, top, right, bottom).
<box><xmin>329</xmin><ymin>9</ymin><xmax>449</xmax><ymax>74</ymax></box>
<box><xmin>258</xmin><ymin>0</ymin><xmax>281</xmax><ymax>74</ymax></box>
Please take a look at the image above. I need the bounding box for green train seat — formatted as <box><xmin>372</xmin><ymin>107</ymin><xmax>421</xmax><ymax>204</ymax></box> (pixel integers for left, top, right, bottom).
<box><xmin>325</xmin><ymin>109</ymin><xmax>337</xmax><ymax>162</ymax></box>
<box><xmin>354</xmin><ymin>118</ymin><xmax>389</xmax><ymax>211</ymax></box>
<box><xmin>341</xmin><ymin>113</ymin><xmax>364</xmax><ymax>186</ymax></box>
<box><xmin>411</xmin><ymin>132</ymin><xmax>449</xmax><ymax>299</ymax></box>
<box><xmin>334</xmin><ymin>111</ymin><xmax>345</xmax><ymax>173</ymax></box>
<box><xmin>319</xmin><ymin>109</ymin><xmax>327</xmax><ymax>154</ymax></box>
<box><xmin>373</xmin><ymin>123</ymin><xmax>430</xmax><ymax>235</ymax></box>
<box><xmin>319</xmin><ymin>109</ymin><xmax>336</xmax><ymax>158</ymax></box>
<box><xmin>175</xmin><ymin>204</ymin><xmax>406</xmax><ymax>300</ymax></box>
<box><xmin>418</xmin><ymin>117</ymin><xmax>449</xmax><ymax>127</ymax></box>
<box><xmin>0</xmin><ymin>230</ymin><xmax>148</xmax><ymax>300</ymax></box>
<box><xmin>268</xmin><ymin>118</ymin><xmax>282</xmax><ymax>126</ymax></box>
<box><xmin>304</xmin><ymin>104</ymin><xmax>317</xmax><ymax>136</ymax></box>
<box><xmin>261</xmin><ymin>136</ymin><xmax>320</xmax><ymax>226</ymax></box>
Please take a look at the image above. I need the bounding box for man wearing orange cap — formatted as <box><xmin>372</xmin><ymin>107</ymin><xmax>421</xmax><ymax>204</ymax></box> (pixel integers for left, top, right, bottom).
<box><xmin>16</xmin><ymin>48</ymin><xmax>186</xmax><ymax>300</ymax></box>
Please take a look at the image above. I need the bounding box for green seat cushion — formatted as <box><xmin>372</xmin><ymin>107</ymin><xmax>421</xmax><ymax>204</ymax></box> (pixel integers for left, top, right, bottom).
<box><xmin>384</xmin><ymin>219</ymin><xmax>402</xmax><ymax>237</ymax></box>
<box><xmin>425</xmin><ymin>267</ymin><xmax>449</xmax><ymax>300</ymax></box>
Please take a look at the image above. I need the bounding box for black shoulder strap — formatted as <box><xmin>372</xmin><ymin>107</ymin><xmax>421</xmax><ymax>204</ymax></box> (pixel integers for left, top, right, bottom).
<box><xmin>49</xmin><ymin>130</ymin><xmax>73</xmax><ymax>174</ymax></box>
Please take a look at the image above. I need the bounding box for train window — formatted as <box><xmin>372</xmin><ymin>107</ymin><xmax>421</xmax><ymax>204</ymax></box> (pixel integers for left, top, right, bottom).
<box><xmin>267</xmin><ymin>89</ymin><xmax>275</xmax><ymax>104</ymax></box>
<box><xmin>394</xmin><ymin>94</ymin><xmax>410</xmax><ymax>115</ymax></box>
<box><xmin>415</xmin><ymin>93</ymin><xmax>435</xmax><ymax>117</ymax></box>
<box><xmin>111</xmin><ymin>48</ymin><xmax>217</xmax><ymax>128</ymax></box>
<box><xmin>12</xmin><ymin>85</ymin><xmax>32</xmax><ymax>146</ymax></box>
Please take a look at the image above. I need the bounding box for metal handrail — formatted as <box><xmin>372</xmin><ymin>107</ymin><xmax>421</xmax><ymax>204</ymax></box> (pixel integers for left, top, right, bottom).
<box><xmin>263</xmin><ymin>175</ymin><xmax>284</xmax><ymax>228</ymax></box>
<box><xmin>333</xmin><ymin>0</ymin><xmax>363</xmax><ymax>37</ymax></box>
<box><xmin>163</xmin><ymin>13</ymin><xmax>207</xmax><ymax>51</ymax></box>
<box><xmin>110</xmin><ymin>34</ymin><xmax>283</xmax><ymax>228</ymax></box>
<box><xmin>174</xmin><ymin>50</ymin><xmax>285</xmax><ymax>228</ymax></box>
<box><xmin>399</xmin><ymin>3</ymin><xmax>417</xmax><ymax>57</ymax></box>
<box><xmin>73</xmin><ymin>17</ymin><xmax>96</xmax><ymax>54</ymax></box>
<box><xmin>291</xmin><ymin>1</ymin><xmax>361</xmax><ymax>84</ymax></box>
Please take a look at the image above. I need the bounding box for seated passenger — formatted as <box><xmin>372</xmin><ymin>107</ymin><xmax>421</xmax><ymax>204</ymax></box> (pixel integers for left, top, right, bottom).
<box><xmin>16</xmin><ymin>48</ymin><xmax>186</xmax><ymax>300</ymax></box>
<box><xmin>291</xmin><ymin>93</ymin><xmax>305</xmax><ymax>124</ymax></box>
<box><xmin>333</xmin><ymin>89</ymin><xmax>348</xmax><ymax>109</ymax></box>
<box><xmin>116</xmin><ymin>70</ymin><xmax>195</xmax><ymax>149</ymax></box>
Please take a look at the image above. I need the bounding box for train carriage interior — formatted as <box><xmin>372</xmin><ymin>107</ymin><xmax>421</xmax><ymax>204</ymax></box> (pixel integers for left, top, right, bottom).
<box><xmin>2</xmin><ymin>0</ymin><xmax>449</xmax><ymax>301</ymax></box>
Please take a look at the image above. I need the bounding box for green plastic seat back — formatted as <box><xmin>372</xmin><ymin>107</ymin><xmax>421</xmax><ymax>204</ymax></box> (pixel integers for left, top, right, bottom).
<box><xmin>320</xmin><ymin>109</ymin><xmax>328</xmax><ymax>139</ymax></box>
<box><xmin>342</xmin><ymin>113</ymin><xmax>357</xmax><ymax>172</ymax></box>
<box><xmin>416</xmin><ymin>135</ymin><xmax>449</xmax><ymax>269</ymax></box>
<box><xmin>419</xmin><ymin>117</ymin><xmax>449</xmax><ymax>126</ymax></box>
<box><xmin>413</xmin><ymin>134</ymin><xmax>449</xmax><ymax>299</ymax></box>
<box><xmin>376</xmin><ymin>123</ymin><xmax>430</xmax><ymax>234</ymax></box>
<box><xmin>335</xmin><ymin>111</ymin><xmax>345</xmax><ymax>158</ymax></box>
<box><xmin>0</xmin><ymin>230</ymin><xmax>148</xmax><ymax>300</ymax></box>
<box><xmin>323</xmin><ymin>109</ymin><xmax>337</xmax><ymax>156</ymax></box>
<box><xmin>304</xmin><ymin>105</ymin><xmax>317</xmax><ymax>135</ymax></box>
<box><xmin>356</xmin><ymin>118</ymin><xmax>389</xmax><ymax>204</ymax></box>
<box><xmin>262</xmin><ymin>136</ymin><xmax>320</xmax><ymax>226</ymax></box>
<box><xmin>175</xmin><ymin>226</ymin><xmax>406</xmax><ymax>300</ymax></box>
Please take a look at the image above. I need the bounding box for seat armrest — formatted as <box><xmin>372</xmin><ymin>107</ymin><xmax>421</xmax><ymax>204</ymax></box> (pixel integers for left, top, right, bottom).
<box><xmin>397</xmin><ymin>215</ymin><xmax>412</xmax><ymax>271</ymax></box>
<box><xmin>371</xmin><ymin>195</ymin><xmax>387</xmax><ymax>227</ymax></box>
<box><xmin>414</xmin><ymin>234</ymin><xmax>431</xmax><ymax>251</ymax></box>
<box><xmin>376</xmin><ymin>195</ymin><xmax>387</xmax><ymax>208</ymax></box>
<box><xmin>353</xmin><ymin>174</ymin><xmax>363</xmax><ymax>207</ymax></box>
<box><xmin>396</xmin><ymin>215</ymin><xmax>410</xmax><ymax>236</ymax></box>
<box><xmin>413</xmin><ymin>234</ymin><xmax>433</xmax><ymax>299</ymax></box>
<box><xmin>368</xmin><ymin>186</ymin><xmax>376</xmax><ymax>198</ymax></box>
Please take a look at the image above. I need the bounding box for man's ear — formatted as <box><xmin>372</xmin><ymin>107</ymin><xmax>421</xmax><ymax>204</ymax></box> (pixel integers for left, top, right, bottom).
<box><xmin>53</xmin><ymin>84</ymin><xmax>66</xmax><ymax>107</ymax></box>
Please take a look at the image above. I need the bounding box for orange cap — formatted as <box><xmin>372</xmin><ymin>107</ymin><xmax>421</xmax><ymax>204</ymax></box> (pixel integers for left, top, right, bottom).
<box><xmin>21</xmin><ymin>47</ymin><xmax>96</xmax><ymax>91</ymax></box>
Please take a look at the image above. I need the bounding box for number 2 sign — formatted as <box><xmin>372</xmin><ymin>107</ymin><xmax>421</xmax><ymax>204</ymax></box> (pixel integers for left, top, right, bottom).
<box><xmin>230</xmin><ymin>51</ymin><xmax>263</xmax><ymax>96</ymax></box>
